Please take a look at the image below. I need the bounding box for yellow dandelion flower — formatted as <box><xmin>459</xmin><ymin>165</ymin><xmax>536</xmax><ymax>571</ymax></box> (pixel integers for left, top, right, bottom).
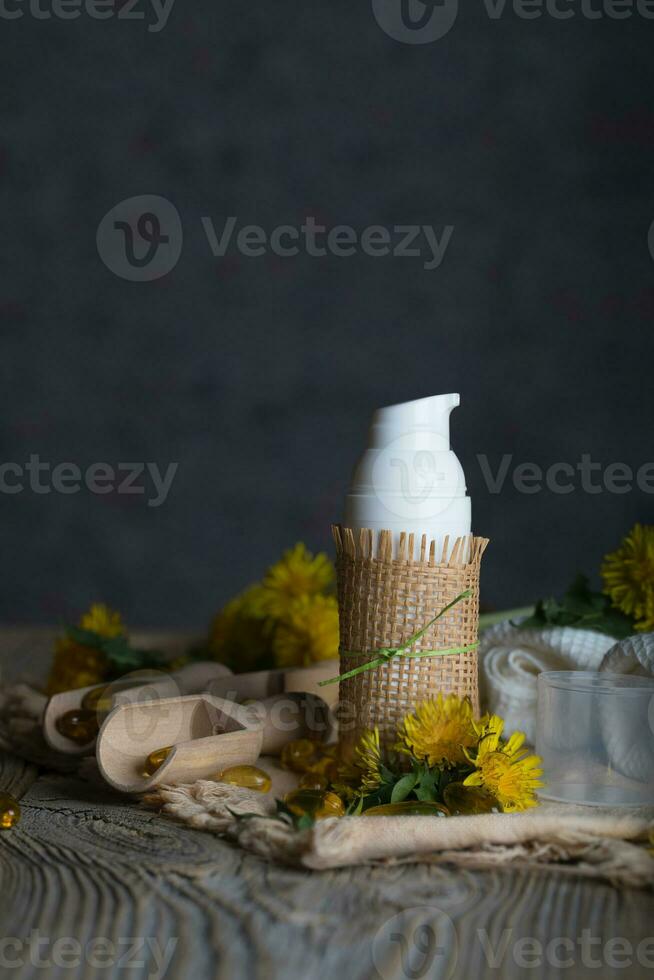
<box><xmin>46</xmin><ymin>603</ymin><xmax>125</xmax><ymax>695</ymax></box>
<box><xmin>257</xmin><ymin>543</ymin><xmax>334</xmax><ymax>618</ymax></box>
<box><xmin>355</xmin><ymin>728</ymin><xmax>383</xmax><ymax>793</ymax></box>
<box><xmin>333</xmin><ymin>728</ymin><xmax>383</xmax><ymax>800</ymax></box>
<box><xmin>207</xmin><ymin>585</ymin><xmax>273</xmax><ymax>672</ymax></box>
<box><xmin>601</xmin><ymin>524</ymin><xmax>654</xmax><ymax>632</ymax></box>
<box><xmin>271</xmin><ymin>594</ymin><xmax>339</xmax><ymax>668</ymax></box>
<box><xmin>220</xmin><ymin>583</ymin><xmax>270</xmax><ymax>621</ymax></box>
<box><xmin>395</xmin><ymin>694</ymin><xmax>478</xmax><ymax>766</ymax></box>
<box><xmin>79</xmin><ymin>603</ymin><xmax>125</xmax><ymax>638</ymax></box>
<box><xmin>464</xmin><ymin>715</ymin><xmax>543</xmax><ymax>812</ymax></box>
<box><xmin>46</xmin><ymin>639</ymin><xmax>108</xmax><ymax>696</ymax></box>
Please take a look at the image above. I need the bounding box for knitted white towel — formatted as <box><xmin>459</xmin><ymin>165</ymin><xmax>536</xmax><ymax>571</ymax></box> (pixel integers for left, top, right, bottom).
<box><xmin>599</xmin><ymin>632</ymin><xmax>654</xmax><ymax>781</ymax></box>
<box><xmin>600</xmin><ymin>632</ymin><xmax>654</xmax><ymax>676</ymax></box>
<box><xmin>478</xmin><ymin>620</ymin><xmax>615</xmax><ymax>742</ymax></box>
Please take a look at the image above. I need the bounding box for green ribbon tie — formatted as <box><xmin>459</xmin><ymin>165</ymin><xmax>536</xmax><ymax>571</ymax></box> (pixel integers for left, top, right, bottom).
<box><xmin>318</xmin><ymin>588</ymin><xmax>477</xmax><ymax>687</ymax></box>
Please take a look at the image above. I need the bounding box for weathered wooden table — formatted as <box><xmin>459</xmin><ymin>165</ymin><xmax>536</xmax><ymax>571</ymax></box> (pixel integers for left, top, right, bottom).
<box><xmin>0</xmin><ymin>630</ymin><xmax>651</xmax><ymax>980</ymax></box>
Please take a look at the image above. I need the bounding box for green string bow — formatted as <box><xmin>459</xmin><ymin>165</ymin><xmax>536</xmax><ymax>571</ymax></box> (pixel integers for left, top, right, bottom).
<box><xmin>318</xmin><ymin>589</ymin><xmax>477</xmax><ymax>687</ymax></box>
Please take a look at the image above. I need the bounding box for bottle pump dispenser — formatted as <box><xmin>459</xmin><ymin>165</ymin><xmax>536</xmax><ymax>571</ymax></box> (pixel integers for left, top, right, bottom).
<box><xmin>343</xmin><ymin>393</ymin><xmax>471</xmax><ymax>557</ymax></box>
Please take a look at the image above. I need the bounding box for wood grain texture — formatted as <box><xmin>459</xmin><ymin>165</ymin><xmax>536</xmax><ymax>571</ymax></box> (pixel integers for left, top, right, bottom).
<box><xmin>0</xmin><ymin>767</ymin><xmax>650</xmax><ymax>980</ymax></box>
<box><xmin>0</xmin><ymin>628</ymin><xmax>652</xmax><ymax>980</ymax></box>
<box><xmin>0</xmin><ymin>749</ymin><xmax>38</xmax><ymax>799</ymax></box>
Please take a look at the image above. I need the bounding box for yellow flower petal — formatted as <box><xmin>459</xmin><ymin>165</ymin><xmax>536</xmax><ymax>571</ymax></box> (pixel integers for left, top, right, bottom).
<box><xmin>333</xmin><ymin>728</ymin><xmax>383</xmax><ymax>799</ymax></box>
<box><xmin>271</xmin><ymin>594</ymin><xmax>339</xmax><ymax>668</ymax></box>
<box><xmin>396</xmin><ymin>695</ymin><xmax>478</xmax><ymax>766</ymax></box>
<box><xmin>601</xmin><ymin>524</ymin><xmax>654</xmax><ymax>631</ymax></box>
<box><xmin>207</xmin><ymin>586</ymin><xmax>273</xmax><ymax>672</ymax></box>
<box><xmin>466</xmin><ymin>726</ymin><xmax>543</xmax><ymax>812</ymax></box>
<box><xmin>79</xmin><ymin>603</ymin><xmax>125</xmax><ymax>638</ymax></box>
<box><xmin>46</xmin><ymin>603</ymin><xmax>125</xmax><ymax>695</ymax></box>
<box><xmin>257</xmin><ymin>543</ymin><xmax>335</xmax><ymax>619</ymax></box>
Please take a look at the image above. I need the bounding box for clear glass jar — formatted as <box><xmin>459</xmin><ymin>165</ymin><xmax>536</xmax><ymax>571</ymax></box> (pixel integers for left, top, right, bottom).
<box><xmin>536</xmin><ymin>671</ymin><xmax>654</xmax><ymax>806</ymax></box>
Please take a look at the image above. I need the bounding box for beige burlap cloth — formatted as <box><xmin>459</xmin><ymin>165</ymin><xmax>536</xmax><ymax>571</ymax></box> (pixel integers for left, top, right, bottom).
<box><xmin>3</xmin><ymin>682</ymin><xmax>653</xmax><ymax>889</ymax></box>
<box><xmin>142</xmin><ymin>763</ymin><xmax>654</xmax><ymax>889</ymax></box>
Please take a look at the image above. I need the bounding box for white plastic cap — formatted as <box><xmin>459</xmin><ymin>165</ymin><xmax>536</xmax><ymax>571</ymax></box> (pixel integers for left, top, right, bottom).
<box><xmin>343</xmin><ymin>392</ymin><xmax>471</xmax><ymax>557</ymax></box>
<box><xmin>369</xmin><ymin>393</ymin><xmax>460</xmax><ymax>450</ymax></box>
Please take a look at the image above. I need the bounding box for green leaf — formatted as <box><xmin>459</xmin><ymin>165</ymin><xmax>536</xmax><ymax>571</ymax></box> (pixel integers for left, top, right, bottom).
<box><xmin>66</xmin><ymin>625</ymin><xmax>106</xmax><ymax>649</ymax></box>
<box><xmin>359</xmin><ymin>781</ymin><xmax>396</xmax><ymax>812</ymax></box>
<box><xmin>512</xmin><ymin>577</ymin><xmax>636</xmax><ymax>639</ymax></box>
<box><xmin>541</xmin><ymin>597</ymin><xmax>561</xmax><ymax>620</ymax></box>
<box><xmin>414</xmin><ymin>767</ymin><xmax>439</xmax><ymax>802</ymax></box>
<box><xmin>391</xmin><ymin>773</ymin><xmax>417</xmax><ymax>804</ymax></box>
<box><xmin>379</xmin><ymin>762</ymin><xmax>397</xmax><ymax>786</ymax></box>
<box><xmin>347</xmin><ymin>795</ymin><xmax>365</xmax><ymax>817</ymax></box>
<box><xmin>65</xmin><ymin>624</ymin><xmax>170</xmax><ymax>674</ymax></box>
<box><xmin>274</xmin><ymin>799</ymin><xmax>315</xmax><ymax>831</ymax></box>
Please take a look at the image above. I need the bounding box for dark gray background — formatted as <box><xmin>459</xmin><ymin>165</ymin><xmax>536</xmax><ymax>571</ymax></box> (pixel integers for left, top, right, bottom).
<box><xmin>1</xmin><ymin>0</ymin><xmax>652</xmax><ymax>630</ymax></box>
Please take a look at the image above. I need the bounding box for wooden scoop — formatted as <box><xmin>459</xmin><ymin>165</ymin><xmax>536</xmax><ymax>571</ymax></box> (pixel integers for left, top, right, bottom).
<box><xmin>96</xmin><ymin>691</ymin><xmax>330</xmax><ymax>794</ymax></box>
<box><xmin>43</xmin><ymin>662</ymin><xmax>233</xmax><ymax>756</ymax></box>
<box><xmin>208</xmin><ymin>660</ymin><xmax>339</xmax><ymax>708</ymax></box>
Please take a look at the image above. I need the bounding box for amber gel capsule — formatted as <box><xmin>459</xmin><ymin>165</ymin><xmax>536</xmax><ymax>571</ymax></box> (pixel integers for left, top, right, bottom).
<box><xmin>298</xmin><ymin>773</ymin><xmax>329</xmax><ymax>792</ymax></box>
<box><xmin>280</xmin><ymin>739</ymin><xmax>319</xmax><ymax>773</ymax></box>
<box><xmin>217</xmin><ymin>766</ymin><xmax>272</xmax><ymax>793</ymax></box>
<box><xmin>284</xmin><ymin>789</ymin><xmax>345</xmax><ymax>819</ymax></box>
<box><xmin>0</xmin><ymin>794</ymin><xmax>20</xmax><ymax>829</ymax></box>
<box><xmin>141</xmin><ymin>746</ymin><xmax>172</xmax><ymax>778</ymax></box>
<box><xmin>55</xmin><ymin>709</ymin><xmax>99</xmax><ymax>746</ymax></box>
<box><xmin>81</xmin><ymin>685</ymin><xmax>114</xmax><ymax>717</ymax></box>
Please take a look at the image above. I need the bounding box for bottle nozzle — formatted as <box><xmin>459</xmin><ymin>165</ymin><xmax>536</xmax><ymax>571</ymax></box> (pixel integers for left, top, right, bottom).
<box><xmin>370</xmin><ymin>393</ymin><xmax>460</xmax><ymax>449</ymax></box>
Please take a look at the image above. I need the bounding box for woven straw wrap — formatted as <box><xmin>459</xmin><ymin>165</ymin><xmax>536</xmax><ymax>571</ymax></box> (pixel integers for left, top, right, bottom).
<box><xmin>333</xmin><ymin>526</ymin><xmax>489</xmax><ymax>753</ymax></box>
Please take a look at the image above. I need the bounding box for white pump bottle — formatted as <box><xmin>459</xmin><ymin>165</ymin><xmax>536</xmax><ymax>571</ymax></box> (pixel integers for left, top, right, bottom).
<box><xmin>343</xmin><ymin>393</ymin><xmax>471</xmax><ymax>559</ymax></box>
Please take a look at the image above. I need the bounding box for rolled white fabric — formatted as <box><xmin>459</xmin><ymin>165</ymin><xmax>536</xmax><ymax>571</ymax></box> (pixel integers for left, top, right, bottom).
<box><xmin>600</xmin><ymin>632</ymin><xmax>654</xmax><ymax>677</ymax></box>
<box><xmin>478</xmin><ymin>619</ymin><xmax>615</xmax><ymax>742</ymax></box>
<box><xmin>599</xmin><ymin>633</ymin><xmax>654</xmax><ymax>781</ymax></box>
